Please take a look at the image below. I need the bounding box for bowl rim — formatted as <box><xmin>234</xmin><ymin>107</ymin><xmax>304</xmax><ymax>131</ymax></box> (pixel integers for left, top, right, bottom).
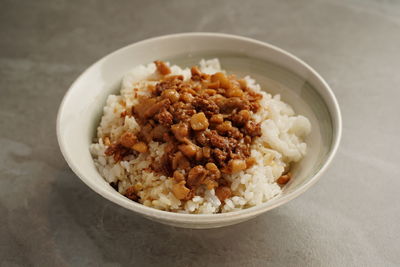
<box><xmin>57</xmin><ymin>32</ymin><xmax>342</xmax><ymax>223</ymax></box>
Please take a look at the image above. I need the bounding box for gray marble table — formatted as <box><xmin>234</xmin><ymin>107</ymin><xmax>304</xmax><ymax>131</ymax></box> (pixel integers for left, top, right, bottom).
<box><xmin>1</xmin><ymin>0</ymin><xmax>399</xmax><ymax>266</ymax></box>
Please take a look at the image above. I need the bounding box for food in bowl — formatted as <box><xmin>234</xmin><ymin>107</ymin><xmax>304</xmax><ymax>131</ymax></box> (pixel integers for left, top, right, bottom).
<box><xmin>90</xmin><ymin>59</ymin><xmax>311</xmax><ymax>214</ymax></box>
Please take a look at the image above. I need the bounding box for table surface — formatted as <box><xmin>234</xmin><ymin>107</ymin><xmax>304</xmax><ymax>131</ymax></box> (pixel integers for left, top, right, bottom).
<box><xmin>1</xmin><ymin>0</ymin><xmax>399</xmax><ymax>266</ymax></box>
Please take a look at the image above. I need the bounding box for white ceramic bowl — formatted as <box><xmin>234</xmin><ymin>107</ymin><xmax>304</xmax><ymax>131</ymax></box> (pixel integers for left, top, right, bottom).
<box><xmin>57</xmin><ymin>33</ymin><xmax>342</xmax><ymax>229</ymax></box>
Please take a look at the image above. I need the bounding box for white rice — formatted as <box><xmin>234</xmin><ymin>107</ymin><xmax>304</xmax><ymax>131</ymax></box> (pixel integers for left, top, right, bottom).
<box><xmin>90</xmin><ymin>59</ymin><xmax>311</xmax><ymax>214</ymax></box>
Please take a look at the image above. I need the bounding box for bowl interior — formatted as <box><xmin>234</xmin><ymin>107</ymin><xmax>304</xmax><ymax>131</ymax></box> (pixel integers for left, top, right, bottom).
<box><xmin>57</xmin><ymin>33</ymin><xmax>338</xmax><ymax>227</ymax></box>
